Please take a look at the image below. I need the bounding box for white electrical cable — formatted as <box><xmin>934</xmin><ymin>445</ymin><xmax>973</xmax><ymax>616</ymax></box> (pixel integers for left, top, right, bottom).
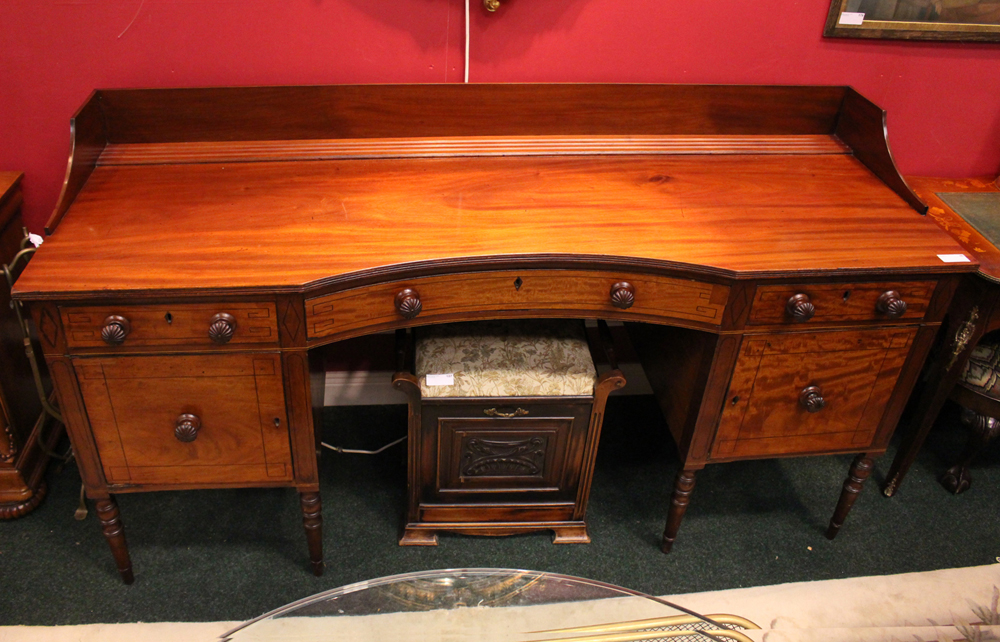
<box><xmin>464</xmin><ymin>0</ymin><xmax>470</xmax><ymax>83</ymax></box>
<box><xmin>321</xmin><ymin>436</ymin><xmax>407</xmax><ymax>455</ymax></box>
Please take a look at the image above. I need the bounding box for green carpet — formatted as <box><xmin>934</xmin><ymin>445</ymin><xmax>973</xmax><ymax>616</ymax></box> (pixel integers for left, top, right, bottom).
<box><xmin>1</xmin><ymin>396</ymin><xmax>998</xmax><ymax>625</ymax></box>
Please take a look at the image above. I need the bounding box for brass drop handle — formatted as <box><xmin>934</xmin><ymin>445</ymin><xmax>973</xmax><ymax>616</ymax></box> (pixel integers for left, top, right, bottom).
<box><xmin>174</xmin><ymin>413</ymin><xmax>201</xmax><ymax>442</ymax></box>
<box><xmin>101</xmin><ymin>315</ymin><xmax>131</xmax><ymax>345</ymax></box>
<box><xmin>394</xmin><ymin>288</ymin><xmax>422</xmax><ymax>319</ymax></box>
<box><xmin>208</xmin><ymin>313</ymin><xmax>237</xmax><ymax>344</ymax></box>
<box><xmin>610</xmin><ymin>282</ymin><xmax>635</xmax><ymax>309</ymax></box>
<box><xmin>484</xmin><ymin>407</ymin><xmax>529</xmax><ymax>418</ymax></box>
<box><xmin>876</xmin><ymin>291</ymin><xmax>907</xmax><ymax>319</ymax></box>
<box><xmin>786</xmin><ymin>293</ymin><xmax>815</xmax><ymax>322</ymax></box>
<box><xmin>799</xmin><ymin>385</ymin><xmax>826</xmax><ymax>413</ymax></box>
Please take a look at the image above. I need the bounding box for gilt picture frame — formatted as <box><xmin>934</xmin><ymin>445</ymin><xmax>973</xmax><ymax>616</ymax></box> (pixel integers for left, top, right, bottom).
<box><xmin>824</xmin><ymin>0</ymin><xmax>1000</xmax><ymax>41</ymax></box>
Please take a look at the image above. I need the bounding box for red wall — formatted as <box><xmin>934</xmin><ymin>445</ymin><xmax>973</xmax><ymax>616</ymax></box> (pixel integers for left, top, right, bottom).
<box><xmin>2</xmin><ymin>0</ymin><xmax>999</xmax><ymax>232</ymax></box>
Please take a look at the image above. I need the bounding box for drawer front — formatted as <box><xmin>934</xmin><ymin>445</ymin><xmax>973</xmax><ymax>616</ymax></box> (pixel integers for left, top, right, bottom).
<box><xmin>74</xmin><ymin>353</ymin><xmax>292</xmax><ymax>486</ymax></box>
<box><xmin>307</xmin><ymin>270</ymin><xmax>730</xmax><ymax>340</ymax></box>
<box><xmin>748</xmin><ymin>281</ymin><xmax>936</xmax><ymax>326</ymax></box>
<box><xmin>711</xmin><ymin>328</ymin><xmax>916</xmax><ymax>460</ymax></box>
<box><xmin>61</xmin><ymin>302</ymin><xmax>279</xmax><ymax>350</ymax></box>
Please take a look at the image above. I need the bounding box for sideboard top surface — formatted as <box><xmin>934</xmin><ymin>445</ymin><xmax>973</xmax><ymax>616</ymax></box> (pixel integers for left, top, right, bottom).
<box><xmin>15</xmin><ymin>153</ymin><xmax>973</xmax><ymax>298</ymax></box>
<box><xmin>12</xmin><ymin>84</ymin><xmax>977</xmax><ymax>299</ymax></box>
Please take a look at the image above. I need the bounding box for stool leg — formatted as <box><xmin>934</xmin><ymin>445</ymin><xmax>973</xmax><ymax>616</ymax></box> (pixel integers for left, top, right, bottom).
<box><xmin>941</xmin><ymin>408</ymin><xmax>1000</xmax><ymax>494</ymax></box>
<box><xmin>825</xmin><ymin>454</ymin><xmax>874</xmax><ymax>540</ymax></box>
<box><xmin>661</xmin><ymin>468</ymin><xmax>697</xmax><ymax>554</ymax></box>
<box><xmin>95</xmin><ymin>496</ymin><xmax>134</xmax><ymax>585</ymax></box>
<box><xmin>300</xmin><ymin>491</ymin><xmax>323</xmax><ymax>576</ymax></box>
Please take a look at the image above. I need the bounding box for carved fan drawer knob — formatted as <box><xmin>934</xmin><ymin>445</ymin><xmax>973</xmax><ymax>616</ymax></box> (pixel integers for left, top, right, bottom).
<box><xmin>876</xmin><ymin>291</ymin><xmax>907</xmax><ymax>319</ymax></box>
<box><xmin>208</xmin><ymin>313</ymin><xmax>237</xmax><ymax>344</ymax></box>
<box><xmin>394</xmin><ymin>288</ymin><xmax>422</xmax><ymax>319</ymax></box>
<box><xmin>101</xmin><ymin>315</ymin><xmax>132</xmax><ymax>345</ymax></box>
<box><xmin>785</xmin><ymin>293</ymin><xmax>815</xmax><ymax>322</ymax></box>
<box><xmin>799</xmin><ymin>385</ymin><xmax>826</xmax><ymax>413</ymax></box>
<box><xmin>610</xmin><ymin>282</ymin><xmax>635</xmax><ymax>309</ymax></box>
<box><xmin>174</xmin><ymin>413</ymin><xmax>201</xmax><ymax>442</ymax></box>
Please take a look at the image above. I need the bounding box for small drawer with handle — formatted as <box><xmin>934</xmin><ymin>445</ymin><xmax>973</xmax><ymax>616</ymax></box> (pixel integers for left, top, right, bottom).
<box><xmin>61</xmin><ymin>302</ymin><xmax>279</xmax><ymax>350</ymax></box>
<box><xmin>748</xmin><ymin>281</ymin><xmax>935</xmax><ymax>326</ymax></box>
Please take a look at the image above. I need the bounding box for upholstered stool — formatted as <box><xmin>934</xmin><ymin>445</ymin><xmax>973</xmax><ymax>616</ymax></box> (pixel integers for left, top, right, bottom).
<box><xmin>392</xmin><ymin>319</ymin><xmax>625</xmax><ymax>545</ymax></box>
<box><xmin>942</xmin><ymin>340</ymin><xmax>1000</xmax><ymax>493</ymax></box>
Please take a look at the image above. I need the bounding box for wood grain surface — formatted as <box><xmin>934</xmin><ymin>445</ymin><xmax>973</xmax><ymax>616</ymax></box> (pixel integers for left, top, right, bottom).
<box><xmin>16</xmin><ymin>154</ymin><xmax>974</xmax><ymax>298</ymax></box>
<box><xmin>74</xmin><ymin>353</ymin><xmax>292</xmax><ymax>486</ymax></box>
<box><xmin>712</xmin><ymin>327</ymin><xmax>916</xmax><ymax>459</ymax></box>
<box><xmin>908</xmin><ymin>176</ymin><xmax>1000</xmax><ymax>282</ymax></box>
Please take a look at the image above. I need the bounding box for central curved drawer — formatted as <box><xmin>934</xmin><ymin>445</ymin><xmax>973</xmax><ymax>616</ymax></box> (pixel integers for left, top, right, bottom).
<box><xmin>306</xmin><ymin>270</ymin><xmax>730</xmax><ymax>341</ymax></box>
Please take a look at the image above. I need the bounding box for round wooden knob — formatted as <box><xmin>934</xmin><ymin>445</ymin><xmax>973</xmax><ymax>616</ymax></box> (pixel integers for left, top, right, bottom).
<box><xmin>799</xmin><ymin>385</ymin><xmax>826</xmax><ymax>413</ymax></box>
<box><xmin>101</xmin><ymin>315</ymin><xmax>131</xmax><ymax>346</ymax></box>
<box><xmin>208</xmin><ymin>313</ymin><xmax>237</xmax><ymax>344</ymax></box>
<box><xmin>786</xmin><ymin>293</ymin><xmax>815</xmax><ymax>322</ymax></box>
<box><xmin>610</xmin><ymin>282</ymin><xmax>635</xmax><ymax>309</ymax></box>
<box><xmin>394</xmin><ymin>288</ymin><xmax>422</xmax><ymax>319</ymax></box>
<box><xmin>174</xmin><ymin>413</ymin><xmax>201</xmax><ymax>442</ymax></box>
<box><xmin>876</xmin><ymin>291</ymin><xmax>907</xmax><ymax>319</ymax></box>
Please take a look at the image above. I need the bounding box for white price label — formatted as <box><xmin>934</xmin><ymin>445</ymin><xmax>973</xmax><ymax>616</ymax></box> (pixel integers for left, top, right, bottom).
<box><xmin>425</xmin><ymin>373</ymin><xmax>455</xmax><ymax>386</ymax></box>
<box><xmin>839</xmin><ymin>11</ymin><xmax>865</xmax><ymax>25</ymax></box>
<box><xmin>937</xmin><ymin>253</ymin><xmax>972</xmax><ymax>263</ymax></box>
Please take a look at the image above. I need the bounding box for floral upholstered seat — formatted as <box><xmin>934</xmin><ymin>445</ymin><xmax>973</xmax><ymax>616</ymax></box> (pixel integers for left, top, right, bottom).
<box><xmin>415</xmin><ymin>320</ymin><xmax>597</xmax><ymax>398</ymax></box>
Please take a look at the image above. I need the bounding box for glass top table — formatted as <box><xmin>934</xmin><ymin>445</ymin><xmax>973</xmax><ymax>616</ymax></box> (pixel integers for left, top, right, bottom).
<box><xmin>221</xmin><ymin>568</ymin><xmax>759</xmax><ymax>642</ymax></box>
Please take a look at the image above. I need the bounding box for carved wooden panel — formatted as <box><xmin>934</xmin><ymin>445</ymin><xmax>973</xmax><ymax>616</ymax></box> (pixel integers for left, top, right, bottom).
<box><xmin>749</xmin><ymin>281</ymin><xmax>936</xmax><ymax>325</ymax></box>
<box><xmin>712</xmin><ymin>327</ymin><xmax>917</xmax><ymax>460</ymax></box>
<box><xmin>61</xmin><ymin>302</ymin><xmax>278</xmax><ymax>350</ymax></box>
<box><xmin>460</xmin><ymin>435</ymin><xmax>548</xmax><ymax>477</ymax></box>
<box><xmin>307</xmin><ymin>270</ymin><xmax>730</xmax><ymax>341</ymax></box>
<box><xmin>437</xmin><ymin>420</ymin><xmax>569</xmax><ymax>495</ymax></box>
<box><xmin>73</xmin><ymin>353</ymin><xmax>292</xmax><ymax>486</ymax></box>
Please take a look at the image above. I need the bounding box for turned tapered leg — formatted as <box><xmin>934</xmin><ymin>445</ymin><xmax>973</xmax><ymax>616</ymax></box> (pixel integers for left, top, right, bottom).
<box><xmin>300</xmin><ymin>491</ymin><xmax>323</xmax><ymax>576</ymax></box>
<box><xmin>825</xmin><ymin>454</ymin><xmax>874</xmax><ymax>540</ymax></box>
<box><xmin>941</xmin><ymin>408</ymin><xmax>1000</xmax><ymax>494</ymax></box>
<box><xmin>661</xmin><ymin>468</ymin><xmax>698</xmax><ymax>554</ymax></box>
<box><xmin>95</xmin><ymin>496</ymin><xmax>134</xmax><ymax>585</ymax></box>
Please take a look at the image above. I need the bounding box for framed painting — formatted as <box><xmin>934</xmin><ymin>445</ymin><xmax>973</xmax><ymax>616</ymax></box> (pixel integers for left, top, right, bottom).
<box><xmin>824</xmin><ymin>0</ymin><xmax>1000</xmax><ymax>41</ymax></box>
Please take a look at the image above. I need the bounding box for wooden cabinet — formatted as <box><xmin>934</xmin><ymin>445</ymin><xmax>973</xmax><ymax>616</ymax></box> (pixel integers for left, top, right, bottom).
<box><xmin>74</xmin><ymin>353</ymin><xmax>292</xmax><ymax>486</ymax></box>
<box><xmin>712</xmin><ymin>328</ymin><xmax>916</xmax><ymax>459</ymax></box>
<box><xmin>0</xmin><ymin>172</ymin><xmax>60</xmax><ymax>519</ymax></box>
<box><xmin>410</xmin><ymin>398</ymin><xmax>594</xmax><ymax>532</ymax></box>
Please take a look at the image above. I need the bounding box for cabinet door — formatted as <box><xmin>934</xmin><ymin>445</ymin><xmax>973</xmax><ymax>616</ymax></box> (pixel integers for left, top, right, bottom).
<box><xmin>712</xmin><ymin>328</ymin><xmax>916</xmax><ymax>460</ymax></box>
<box><xmin>74</xmin><ymin>353</ymin><xmax>292</xmax><ymax>486</ymax></box>
<box><xmin>420</xmin><ymin>399</ymin><xmax>593</xmax><ymax>501</ymax></box>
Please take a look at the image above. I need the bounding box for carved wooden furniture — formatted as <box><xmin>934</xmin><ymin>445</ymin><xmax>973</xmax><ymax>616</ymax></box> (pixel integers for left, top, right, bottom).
<box><xmin>0</xmin><ymin>172</ymin><xmax>62</xmax><ymax>519</ymax></box>
<box><xmin>11</xmin><ymin>84</ymin><xmax>977</xmax><ymax>582</ymax></box>
<box><xmin>393</xmin><ymin>320</ymin><xmax>625</xmax><ymax>545</ymax></box>
<box><xmin>935</xmin><ymin>340</ymin><xmax>1000</xmax><ymax>493</ymax></box>
<box><xmin>883</xmin><ymin>177</ymin><xmax>1000</xmax><ymax>496</ymax></box>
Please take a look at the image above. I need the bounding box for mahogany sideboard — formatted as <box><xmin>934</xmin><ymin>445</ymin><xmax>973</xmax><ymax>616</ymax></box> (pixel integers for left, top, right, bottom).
<box><xmin>11</xmin><ymin>84</ymin><xmax>977</xmax><ymax>583</ymax></box>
